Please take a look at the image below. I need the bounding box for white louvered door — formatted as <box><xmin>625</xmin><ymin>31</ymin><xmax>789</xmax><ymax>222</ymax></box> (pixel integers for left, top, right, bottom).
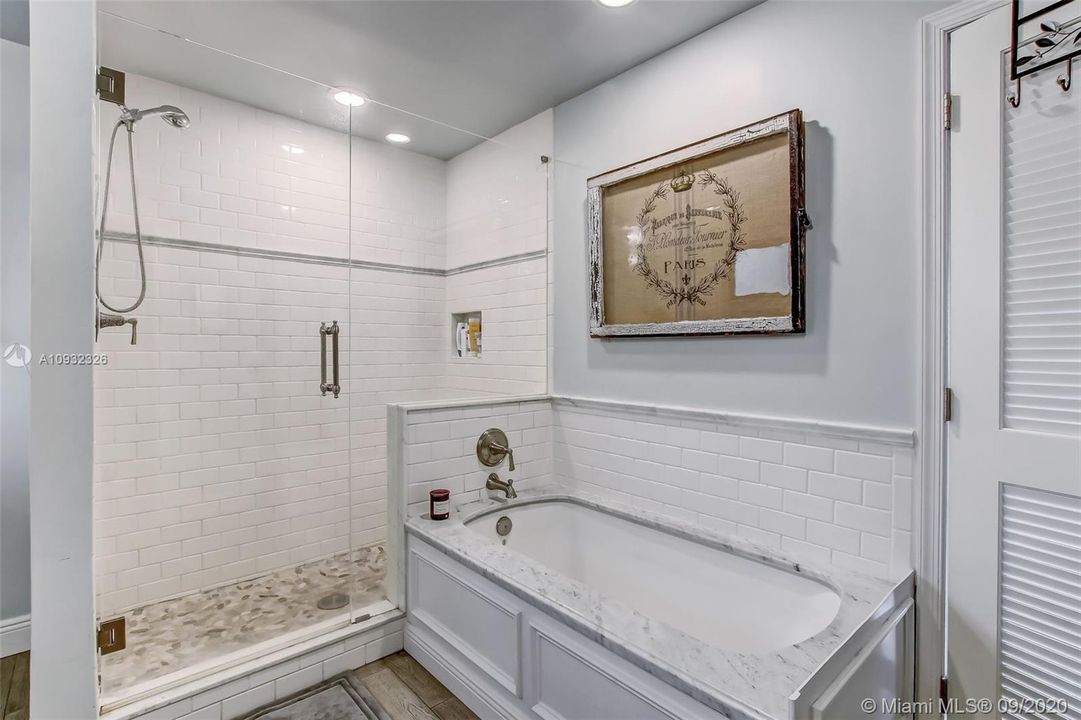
<box><xmin>947</xmin><ymin>5</ymin><xmax>1081</xmax><ymax>718</ymax></box>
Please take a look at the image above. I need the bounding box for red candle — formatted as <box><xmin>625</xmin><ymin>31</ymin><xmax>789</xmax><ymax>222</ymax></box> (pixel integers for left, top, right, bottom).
<box><xmin>429</xmin><ymin>489</ymin><xmax>450</xmax><ymax>520</ymax></box>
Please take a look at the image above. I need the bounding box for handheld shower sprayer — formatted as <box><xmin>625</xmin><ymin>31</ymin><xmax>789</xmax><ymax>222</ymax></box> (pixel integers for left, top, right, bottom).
<box><xmin>120</xmin><ymin>105</ymin><xmax>191</xmax><ymax>129</ymax></box>
<box><xmin>97</xmin><ymin>103</ymin><xmax>190</xmax><ymax>322</ymax></box>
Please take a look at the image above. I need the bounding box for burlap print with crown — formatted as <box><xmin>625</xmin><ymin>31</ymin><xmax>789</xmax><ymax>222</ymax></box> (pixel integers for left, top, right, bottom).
<box><xmin>587</xmin><ymin>110</ymin><xmax>809</xmax><ymax>338</ymax></box>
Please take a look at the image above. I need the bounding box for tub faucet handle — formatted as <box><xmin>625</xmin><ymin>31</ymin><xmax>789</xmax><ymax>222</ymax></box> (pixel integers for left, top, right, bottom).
<box><xmin>477</xmin><ymin>428</ymin><xmax>516</xmax><ymax>472</ymax></box>
<box><xmin>490</xmin><ymin>441</ymin><xmax>515</xmax><ymax>471</ymax></box>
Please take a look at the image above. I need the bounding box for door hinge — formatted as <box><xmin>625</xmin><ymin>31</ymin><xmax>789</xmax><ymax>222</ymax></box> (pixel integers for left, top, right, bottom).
<box><xmin>97</xmin><ymin>616</ymin><xmax>126</xmax><ymax>655</ymax></box>
<box><xmin>944</xmin><ymin>387</ymin><xmax>953</xmax><ymax>422</ymax></box>
<box><xmin>943</xmin><ymin>93</ymin><xmax>953</xmax><ymax>131</ymax></box>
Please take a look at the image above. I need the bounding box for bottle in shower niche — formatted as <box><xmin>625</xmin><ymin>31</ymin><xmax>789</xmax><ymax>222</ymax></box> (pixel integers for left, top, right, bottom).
<box><xmin>429</xmin><ymin>489</ymin><xmax>450</xmax><ymax>520</ymax></box>
<box><xmin>468</xmin><ymin>316</ymin><xmax>481</xmax><ymax>357</ymax></box>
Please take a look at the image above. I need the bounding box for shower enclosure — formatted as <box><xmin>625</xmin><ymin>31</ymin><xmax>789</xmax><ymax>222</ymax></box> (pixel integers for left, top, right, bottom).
<box><xmin>92</xmin><ymin>10</ymin><xmax>549</xmax><ymax>710</ymax></box>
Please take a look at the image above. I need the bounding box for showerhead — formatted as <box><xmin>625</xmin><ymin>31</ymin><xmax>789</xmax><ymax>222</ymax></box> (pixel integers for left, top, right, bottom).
<box><xmin>123</xmin><ymin>105</ymin><xmax>190</xmax><ymax>129</ymax></box>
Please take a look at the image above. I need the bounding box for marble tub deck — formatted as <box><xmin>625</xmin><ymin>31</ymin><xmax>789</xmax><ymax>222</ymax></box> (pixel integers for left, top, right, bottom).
<box><xmin>99</xmin><ymin>544</ymin><xmax>386</xmax><ymax>697</ymax></box>
<box><xmin>407</xmin><ymin>486</ymin><xmax>911</xmax><ymax>720</ymax></box>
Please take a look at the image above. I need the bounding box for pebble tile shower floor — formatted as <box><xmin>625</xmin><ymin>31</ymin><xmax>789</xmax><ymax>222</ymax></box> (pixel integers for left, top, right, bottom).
<box><xmin>98</xmin><ymin>544</ymin><xmax>386</xmax><ymax>697</ymax></box>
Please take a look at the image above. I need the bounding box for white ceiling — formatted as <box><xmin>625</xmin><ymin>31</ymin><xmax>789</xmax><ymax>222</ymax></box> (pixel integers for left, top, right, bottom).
<box><xmin>98</xmin><ymin>0</ymin><xmax>761</xmax><ymax>159</ymax></box>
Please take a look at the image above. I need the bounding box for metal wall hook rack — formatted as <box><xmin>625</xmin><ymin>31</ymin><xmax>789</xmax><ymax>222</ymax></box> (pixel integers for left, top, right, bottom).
<box><xmin>1008</xmin><ymin>77</ymin><xmax>1022</xmax><ymax>108</ymax></box>
<box><xmin>1007</xmin><ymin>0</ymin><xmax>1080</xmax><ymax>107</ymax></box>
<box><xmin>1009</xmin><ymin>57</ymin><xmax>1076</xmax><ymax>106</ymax></box>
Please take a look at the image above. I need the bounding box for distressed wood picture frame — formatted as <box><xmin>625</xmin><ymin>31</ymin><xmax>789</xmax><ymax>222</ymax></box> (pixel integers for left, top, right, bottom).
<box><xmin>587</xmin><ymin>109</ymin><xmax>807</xmax><ymax>337</ymax></box>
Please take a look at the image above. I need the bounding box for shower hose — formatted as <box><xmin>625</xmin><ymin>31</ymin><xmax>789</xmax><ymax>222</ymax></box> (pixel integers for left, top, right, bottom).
<box><xmin>96</xmin><ymin>118</ymin><xmax>147</xmax><ymax>314</ymax></box>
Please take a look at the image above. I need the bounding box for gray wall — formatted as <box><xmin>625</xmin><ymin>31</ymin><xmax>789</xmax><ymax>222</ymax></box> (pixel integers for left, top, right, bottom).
<box><xmin>1</xmin><ymin>37</ymin><xmax>31</xmax><ymax>636</ymax></box>
<box><xmin>552</xmin><ymin>0</ymin><xmax>941</xmax><ymax>428</ymax></box>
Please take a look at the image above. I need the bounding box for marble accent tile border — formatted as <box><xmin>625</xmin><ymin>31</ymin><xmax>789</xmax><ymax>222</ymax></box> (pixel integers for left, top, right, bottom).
<box><xmin>391</xmin><ymin>393</ymin><xmax>550</xmax><ymax>414</ymax></box>
<box><xmin>444</xmin><ymin>249</ymin><xmax>548</xmax><ymax>276</ymax></box>
<box><xmin>555</xmin><ymin>395</ymin><xmax>916</xmax><ymax>447</ymax></box>
<box><xmin>104</xmin><ymin>232</ymin><xmax>545</xmax><ymax>277</ymax></box>
<box><xmin>391</xmin><ymin>394</ymin><xmax>914</xmax><ymax>446</ymax></box>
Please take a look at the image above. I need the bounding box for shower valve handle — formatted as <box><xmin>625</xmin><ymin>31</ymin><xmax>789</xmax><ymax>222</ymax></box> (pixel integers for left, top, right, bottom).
<box><xmin>97</xmin><ymin>312</ymin><xmax>138</xmax><ymax>345</ymax></box>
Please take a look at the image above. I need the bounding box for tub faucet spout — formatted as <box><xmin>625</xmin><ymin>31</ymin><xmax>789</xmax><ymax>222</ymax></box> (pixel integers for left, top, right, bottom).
<box><xmin>486</xmin><ymin>473</ymin><xmax>517</xmax><ymax>499</ymax></box>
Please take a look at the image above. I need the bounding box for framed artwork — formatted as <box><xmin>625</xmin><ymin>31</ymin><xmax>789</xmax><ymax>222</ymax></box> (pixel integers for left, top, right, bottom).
<box><xmin>587</xmin><ymin>109</ymin><xmax>807</xmax><ymax>337</ymax></box>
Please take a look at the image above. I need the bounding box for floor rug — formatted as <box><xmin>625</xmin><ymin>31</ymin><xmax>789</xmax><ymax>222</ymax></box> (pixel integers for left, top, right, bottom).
<box><xmin>241</xmin><ymin>673</ymin><xmax>393</xmax><ymax>720</ymax></box>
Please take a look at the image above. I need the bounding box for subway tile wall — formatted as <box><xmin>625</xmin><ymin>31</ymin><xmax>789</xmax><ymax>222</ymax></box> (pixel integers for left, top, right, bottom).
<box><xmin>445</xmin><ymin>111</ymin><xmax>550</xmax><ymax>269</ymax></box>
<box><xmin>552</xmin><ymin>401</ymin><xmax>914</xmax><ymax>579</ymax></box>
<box><xmin>443</xmin><ymin>112</ymin><xmax>551</xmax><ymax>397</ymax></box>
<box><xmin>444</xmin><ymin>257</ymin><xmax>548</xmax><ymax>397</ymax></box>
<box><xmin>99</xmin><ymin>74</ymin><xmax>446</xmax><ymax>264</ymax></box>
<box><xmin>400</xmin><ymin>400</ymin><xmax>554</xmax><ymax>517</ymax></box>
<box><xmin>94</xmin><ymin>243</ymin><xmax>451</xmax><ymax>612</ymax></box>
<box><xmin>94</xmin><ymin>74</ymin><xmax>549</xmax><ymax>612</ymax></box>
<box><xmin>398</xmin><ymin>397</ymin><xmax>915</xmax><ymax>580</ymax></box>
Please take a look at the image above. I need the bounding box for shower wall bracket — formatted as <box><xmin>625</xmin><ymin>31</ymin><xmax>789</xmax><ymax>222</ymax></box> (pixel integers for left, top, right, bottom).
<box><xmin>97</xmin><ymin>66</ymin><xmax>126</xmax><ymax>105</ymax></box>
<box><xmin>97</xmin><ymin>616</ymin><xmax>127</xmax><ymax>655</ymax></box>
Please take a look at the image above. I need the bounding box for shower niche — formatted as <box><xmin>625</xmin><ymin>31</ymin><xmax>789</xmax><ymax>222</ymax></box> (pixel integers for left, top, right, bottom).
<box><xmin>452</xmin><ymin>311</ymin><xmax>482</xmax><ymax>359</ymax></box>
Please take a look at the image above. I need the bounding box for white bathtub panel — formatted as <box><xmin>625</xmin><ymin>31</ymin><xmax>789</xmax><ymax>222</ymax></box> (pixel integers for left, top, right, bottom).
<box><xmin>405</xmin><ymin>536</ymin><xmax>728</xmax><ymax>720</ymax></box>
<box><xmin>407</xmin><ymin>624</ymin><xmax>520</xmax><ymax>720</ymax></box>
<box><xmin>467</xmin><ymin>501</ymin><xmax>839</xmax><ymax>653</ymax></box>
<box><xmin>408</xmin><ymin>541</ymin><xmax>523</xmax><ymax>696</ymax></box>
<box><xmin>808</xmin><ymin>599</ymin><xmax>913</xmax><ymax>720</ymax></box>
<box><xmin>529</xmin><ymin>616</ymin><xmax>722</xmax><ymax>720</ymax></box>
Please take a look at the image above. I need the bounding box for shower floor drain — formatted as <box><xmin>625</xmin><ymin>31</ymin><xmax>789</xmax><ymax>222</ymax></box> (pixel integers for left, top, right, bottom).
<box><xmin>317</xmin><ymin>592</ymin><xmax>349</xmax><ymax>610</ymax></box>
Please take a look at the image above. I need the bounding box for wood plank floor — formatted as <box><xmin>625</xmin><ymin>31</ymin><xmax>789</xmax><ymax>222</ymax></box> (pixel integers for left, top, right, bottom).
<box><xmin>0</xmin><ymin>649</ymin><xmax>469</xmax><ymax>720</ymax></box>
<box><xmin>356</xmin><ymin>651</ymin><xmax>478</xmax><ymax>720</ymax></box>
<box><xmin>0</xmin><ymin>653</ymin><xmax>29</xmax><ymax>720</ymax></box>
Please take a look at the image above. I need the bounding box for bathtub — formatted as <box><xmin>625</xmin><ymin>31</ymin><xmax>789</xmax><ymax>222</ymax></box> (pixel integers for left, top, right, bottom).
<box><xmin>465</xmin><ymin>500</ymin><xmax>840</xmax><ymax>654</ymax></box>
<box><xmin>404</xmin><ymin>487</ymin><xmax>914</xmax><ymax>720</ymax></box>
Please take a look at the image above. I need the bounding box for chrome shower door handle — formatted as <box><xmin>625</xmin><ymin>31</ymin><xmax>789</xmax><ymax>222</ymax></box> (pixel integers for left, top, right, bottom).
<box><xmin>329</xmin><ymin>320</ymin><xmax>340</xmax><ymax>398</ymax></box>
<box><xmin>319</xmin><ymin>321</ymin><xmax>341</xmax><ymax>399</ymax></box>
<box><xmin>320</xmin><ymin>322</ymin><xmax>329</xmax><ymax>396</ymax></box>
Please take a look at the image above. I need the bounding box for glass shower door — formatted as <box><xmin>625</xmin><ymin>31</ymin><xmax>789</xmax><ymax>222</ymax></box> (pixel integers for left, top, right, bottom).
<box><xmin>93</xmin><ymin>11</ymin><xmax>359</xmax><ymax>707</ymax></box>
<box><xmin>344</xmin><ymin>101</ymin><xmax>552</xmax><ymax>621</ymax></box>
<box><xmin>92</xmin><ymin>6</ymin><xmax>552</xmax><ymax>708</ymax></box>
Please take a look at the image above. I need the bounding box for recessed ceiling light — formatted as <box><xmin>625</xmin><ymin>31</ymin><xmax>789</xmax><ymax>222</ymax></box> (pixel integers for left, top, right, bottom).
<box><xmin>331</xmin><ymin>88</ymin><xmax>367</xmax><ymax>107</ymax></box>
<box><xmin>596</xmin><ymin>0</ymin><xmax>637</xmax><ymax>6</ymax></box>
<box><xmin>385</xmin><ymin>133</ymin><xmax>411</xmax><ymax>144</ymax></box>
<box><xmin>280</xmin><ymin>144</ymin><xmax>305</xmax><ymax>155</ymax></box>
